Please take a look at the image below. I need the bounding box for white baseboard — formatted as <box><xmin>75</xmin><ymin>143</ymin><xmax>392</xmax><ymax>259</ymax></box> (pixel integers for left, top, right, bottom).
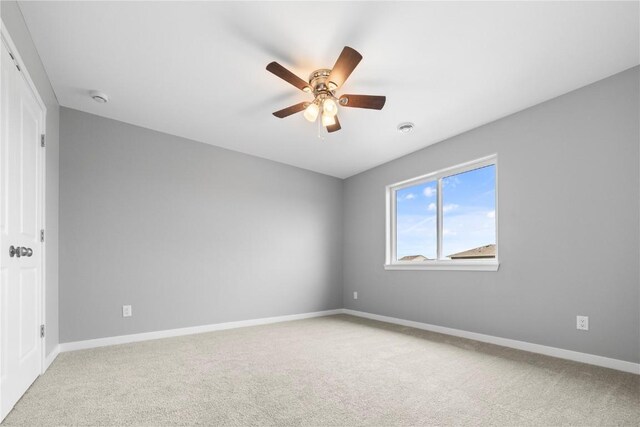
<box><xmin>342</xmin><ymin>309</ymin><xmax>639</xmax><ymax>375</ymax></box>
<box><xmin>43</xmin><ymin>344</ymin><xmax>60</xmax><ymax>372</ymax></box>
<box><xmin>56</xmin><ymin>308</ymin><xmax>639</xmax><ymax>375</ymax></box>
<box><xmin>59</xmin><ymin>309</ymin><xmax>342</xmax><ymax>352</ymax></box>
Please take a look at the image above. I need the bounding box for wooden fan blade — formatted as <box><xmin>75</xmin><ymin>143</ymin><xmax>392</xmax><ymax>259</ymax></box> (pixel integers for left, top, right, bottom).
<box><xmin>339</xmin><ymin>94</ymin><xmax>386</xmax><ymax>110</ymax></box>
<box><xmin>326</xmin><ymin>116</ymin><xmax>341</xmax><ymax>133</ymax></box>
<box><xmin>328</xmin><ymin>46</ymin><xmax>362</xmax><ymax>89</ymax></box>
<box><xmin>266</xmin><ymin>62</ymin><xmax>311</xmax><ymax>92</ymax></box>
<box><xmin>272</xmin><ymin>102</ymin><xmax>308</xmax><ymax>118</ymax></box>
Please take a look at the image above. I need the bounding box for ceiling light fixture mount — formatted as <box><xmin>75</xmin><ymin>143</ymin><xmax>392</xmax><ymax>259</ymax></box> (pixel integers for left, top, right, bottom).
<box><xmin>267</xmin><ymin>46</ymin><xmax>386</xmax><ymax>133</ymax></box>
<box><xmin>90</xmin><ymin>90</ymin><xmax>109</xmax><ymax>104</ymax></box>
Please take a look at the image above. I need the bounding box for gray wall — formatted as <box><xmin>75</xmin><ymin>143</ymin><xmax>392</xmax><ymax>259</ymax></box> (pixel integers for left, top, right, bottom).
<box><xmin>2</xmin><ymin>1</ymin><xmax>60</xmax><ymax>356</ymax></box>
<box><xmin>59</xmin><ymin>108</ymin><xmax>343</xmax><ymax>343</ymax></box>
<box><xmin>343</xmin><ymin>67</ymin><xmax>640</xmax><ymax>364</ymax></box>
<box><xmin>35</xmin><ymin>29</ymin><xmax>639</xmax><ymax>365</ymax></box>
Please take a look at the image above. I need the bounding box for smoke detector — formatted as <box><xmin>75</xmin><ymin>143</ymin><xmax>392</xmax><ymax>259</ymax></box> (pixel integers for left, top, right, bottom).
<box><xmin>90</xmin><ymin>91</ymin><xmax>109</xmax><ymax>104</ymax></box>
<box><xmin>397</xmin><ymin>122</ymin><xmax>414</xmax><ymax>133</ymax></box>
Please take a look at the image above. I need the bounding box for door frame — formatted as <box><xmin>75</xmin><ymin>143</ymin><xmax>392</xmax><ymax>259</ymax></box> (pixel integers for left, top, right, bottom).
<box><xmin>0</xmin><ymin>19</ymin><xmax>48</xmax><ymax>384</ymax></box>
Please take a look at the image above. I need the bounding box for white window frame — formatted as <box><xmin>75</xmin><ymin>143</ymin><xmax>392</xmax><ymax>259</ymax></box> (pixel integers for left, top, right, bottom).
<box><xmin>385</xmin><ymin>154</ymin><xmax>499</xmax><ymax>271</ymax></box>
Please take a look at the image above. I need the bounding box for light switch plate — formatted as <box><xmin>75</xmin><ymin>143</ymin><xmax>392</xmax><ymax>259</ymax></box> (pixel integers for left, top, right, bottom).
<box><xmin>123</xmin><ymin>305</ymin><xmax>132</xmax><ymax>318</ymax></box>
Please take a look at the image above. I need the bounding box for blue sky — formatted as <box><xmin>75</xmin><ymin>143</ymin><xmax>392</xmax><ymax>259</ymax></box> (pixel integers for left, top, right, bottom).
<box><xmin>396</xmin><ymin>165</ymin><xmax>496</xmax><ymax>259</ymax></box>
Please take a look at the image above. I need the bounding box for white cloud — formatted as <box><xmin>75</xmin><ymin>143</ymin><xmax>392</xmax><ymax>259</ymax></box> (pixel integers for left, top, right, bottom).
<box><xmin>398</xmin><ymin>214</ymin><xmax>437</xmax><ymax>234</ymax></box>
<box><xmin>443</xmin><ymin>175</ymin><xmax>461</xmax><ymax>188</ymax></box>
<box><xmin>443</xmin><ymin>228</ymin><xmax>456</xmax><ymax>236</ymax></box>
<box><xmin>405</xmin><ymin>193</ymin><xmax>416</xmax><ymax>200</ymax></box>
<box><xmin>423</xmin><ymin>187</ymin><xmax>436</xmax><ymax>197</ymax></box>
<box><xmin>487</xmin><ymin>210</ymin><xmax>495</xmax><ymax>218</ymax></box>
<box><xmin>425</xmin><ymin>203</ymin><xmax>457</xmax><ymax>212</ymax></box>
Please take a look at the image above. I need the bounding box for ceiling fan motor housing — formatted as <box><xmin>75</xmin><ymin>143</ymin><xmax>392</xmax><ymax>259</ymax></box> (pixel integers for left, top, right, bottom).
<box><xmin>308</xmin><ymin>69</ymin><xmax>336</xmax><ymax>97</ymax></box>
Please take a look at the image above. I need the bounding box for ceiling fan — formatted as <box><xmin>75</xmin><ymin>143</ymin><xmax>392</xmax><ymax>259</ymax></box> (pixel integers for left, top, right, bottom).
<box><xmin>266</xmin><ymin>46</ymin><xmax>386</xmax><ymax>133</ymax></box>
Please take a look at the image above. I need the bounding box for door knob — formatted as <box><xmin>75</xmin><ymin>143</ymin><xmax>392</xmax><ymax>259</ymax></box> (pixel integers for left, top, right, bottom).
<box><xmin>8</xmin><ymin>246</ymin><xmax>31</xmax><ymax>258</ymax></box>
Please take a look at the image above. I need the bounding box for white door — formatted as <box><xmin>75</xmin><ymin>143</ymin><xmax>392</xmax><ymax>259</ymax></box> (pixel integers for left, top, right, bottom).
<box><xmin>0</xmin><ymin>38</ymin><xmax>44</xmax><ymax>420</ymax></box>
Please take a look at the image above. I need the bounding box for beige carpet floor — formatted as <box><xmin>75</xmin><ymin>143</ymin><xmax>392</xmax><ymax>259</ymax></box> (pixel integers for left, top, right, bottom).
<box><xmin>2</xmin><ymin>314</ymin><xmax>639</xmax><ymax>426</ymax></box>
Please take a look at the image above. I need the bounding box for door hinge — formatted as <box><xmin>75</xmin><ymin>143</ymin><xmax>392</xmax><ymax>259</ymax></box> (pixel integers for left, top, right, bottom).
<box><xmin>40</xmin><ymin>324</ymin><xmax>45</xmax><ymax>338</ymax></box>
<box><xmin>41</xmin><ymin>134</ymin><xmax>45</xmax><ymax>147</ymax></box>
<box><xmin>41</xmin><ymin>229</ymin><xmax>45</xmax><ymax>243</ymax></box>
<box><xmin>8</xmin><ymin>52</ymin><xmax>20</xmax><ymax>71</ymax></box>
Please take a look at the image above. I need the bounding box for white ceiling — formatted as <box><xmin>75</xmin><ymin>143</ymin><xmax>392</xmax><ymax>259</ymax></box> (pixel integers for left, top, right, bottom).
<box><xmin>19</xmin><ymin>1</ymin><xmax>639</xmax><ymax>178</ymax></box>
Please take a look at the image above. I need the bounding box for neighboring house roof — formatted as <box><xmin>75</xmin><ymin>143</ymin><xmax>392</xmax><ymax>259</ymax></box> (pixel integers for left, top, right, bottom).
<box><xmin>448</xmin><ymin>244</ymin><xmax>496</xmax><ymax>259</ymax></box>
<box><xmin>399</xmin><ymin>255</ymin><xmax>428</xmax><ymax>261</ymax></box>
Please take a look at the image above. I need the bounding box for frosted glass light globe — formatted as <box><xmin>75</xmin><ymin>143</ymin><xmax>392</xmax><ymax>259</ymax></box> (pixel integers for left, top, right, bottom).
<box><xmin>303</xmin><ymin>103</ymin><xmax>319</xmax><ymax>122</ymax></box>
<box><xmin>322</xmin><ymin>98</ymin><xmax>338</xmax><ymax>117</ymax></box>
<box><xmin>322</xmin><ymin>112</ymin><xmax>336</xmax><ymax>127</ymax></box>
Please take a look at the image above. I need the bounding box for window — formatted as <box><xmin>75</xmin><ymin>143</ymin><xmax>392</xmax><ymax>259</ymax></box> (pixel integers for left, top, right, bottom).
<box><xmin>386</xmin><ymin>155</ymin><xmax>498</xmax><ymax>271</ymax></box>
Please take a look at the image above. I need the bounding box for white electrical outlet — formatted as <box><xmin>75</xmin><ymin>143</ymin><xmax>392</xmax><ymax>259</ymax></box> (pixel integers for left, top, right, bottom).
<box><xmin>122</xmin><ymin>305</ymin><xmax>132</xmax><ymax>318</ymax></box>
<box><xmin>353</xmin><ymin>291</ymin><xmax>358</xmax><ymax>300</ymax></box>
<box><xmin>576</xmin><ymin>315</ymin><xmax>588</xmax><ymax>331</ymax></box>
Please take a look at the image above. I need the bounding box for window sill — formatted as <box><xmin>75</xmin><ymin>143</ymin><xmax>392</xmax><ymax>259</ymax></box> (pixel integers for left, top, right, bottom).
<box><xmin>384</xmin><ymin>261</ymin><xmax>499</xmax><ymax>271</ymax></box>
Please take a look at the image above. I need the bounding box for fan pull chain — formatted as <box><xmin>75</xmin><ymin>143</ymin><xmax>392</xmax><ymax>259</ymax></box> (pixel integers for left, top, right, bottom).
<box><xmin>317</xmin><ymin>117</ymin><xmax>325</xmax><ymax>141</ymax></box>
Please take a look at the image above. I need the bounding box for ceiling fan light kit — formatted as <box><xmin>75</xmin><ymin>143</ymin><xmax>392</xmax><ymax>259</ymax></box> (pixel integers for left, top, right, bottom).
<box><xmin>267</xmin><ymin>46</ymin><xmax>386</xmax><ymax>133</ymax></box>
